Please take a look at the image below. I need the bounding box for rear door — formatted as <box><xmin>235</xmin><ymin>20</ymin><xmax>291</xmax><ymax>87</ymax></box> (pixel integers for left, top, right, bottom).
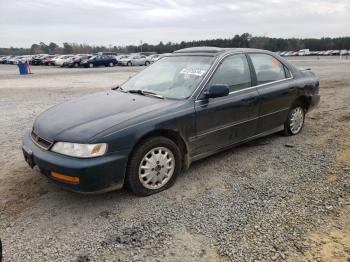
<box><xmin>192</xmin><ymin>53</ymin><xmax>259</xmax><ymax>156</ymax></box>
<box><xmin>248</xmin><ymin>53</ymin><xmax>295</xmax><ymax>133</ymax></box>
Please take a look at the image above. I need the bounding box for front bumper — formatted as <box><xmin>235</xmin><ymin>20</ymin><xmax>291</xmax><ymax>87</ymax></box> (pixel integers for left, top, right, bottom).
<box><xmin>22</xmin><ymin>131</ymin><xmax>128</xmax><ymax>193</ymax></box>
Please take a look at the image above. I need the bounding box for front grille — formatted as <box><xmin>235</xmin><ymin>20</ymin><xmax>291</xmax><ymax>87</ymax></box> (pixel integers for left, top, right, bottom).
<box><xmin>31</xmin><ymin>131</ymin><xmax>53</xmax><ymax>150</ymax></box>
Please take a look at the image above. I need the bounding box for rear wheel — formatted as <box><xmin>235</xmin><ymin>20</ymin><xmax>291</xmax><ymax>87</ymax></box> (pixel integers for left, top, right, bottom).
<box><xmin>126</xmin><ymin>137</ymin><xmax>182</xmax><ymax>196</ymax></box>
<box><xmin>283</xmin><ymin>105</ymin><xmax>305</xmax><ymax>135</ymax></box>
<box><xmin>89</xmin><ymin>63</ymin><xmax>94</xmax><ymax>68</ymax></box>
<box><xmin>127</xmin><ymin>61</ymin><xmax>132</xmax><ymax>66</ymax></box>
<box><xmin>73</xmin><ymin>62</ymin><xmax>79</xmax><ymax>68</ymax></box>
<box><xmin>108</xmin><ymin>62</ymin><xmax>114</xmax><ymax>67</ymax></box>
<box><xmin>145</xmin><ymin>61</ymin><xmax>150</xmax><ymax>66</ymax></box>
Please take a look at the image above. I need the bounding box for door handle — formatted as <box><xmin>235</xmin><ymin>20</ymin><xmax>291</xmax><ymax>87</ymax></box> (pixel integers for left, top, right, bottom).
<box><xmin>241</xmin><ymin>97</ymin><xmax>256</xmax><ymax>105</ymax></box>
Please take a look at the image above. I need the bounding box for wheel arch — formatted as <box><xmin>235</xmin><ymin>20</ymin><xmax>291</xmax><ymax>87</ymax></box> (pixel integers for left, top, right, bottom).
<box><xmin>292</xmin><ymin>95</ymin><xmax>312</xmax><ymax>112</ymax></box>
<box><xmin>127</xmin><ymin>129</ymin><xmax>190</xmax><ymax>172</ymax></box>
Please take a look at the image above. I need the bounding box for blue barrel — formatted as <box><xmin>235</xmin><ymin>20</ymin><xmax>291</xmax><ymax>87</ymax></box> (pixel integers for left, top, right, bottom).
<box><xmin>18</xmin><ymin>63</ymin><xmax>28</xmax><ymax>75</ymax></box>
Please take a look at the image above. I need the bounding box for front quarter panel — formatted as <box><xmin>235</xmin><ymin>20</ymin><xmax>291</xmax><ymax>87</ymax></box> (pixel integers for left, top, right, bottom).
<box><xmin>91</xmin><ymin>101</ymin><xmax>196</xmax><ymax>156</ymax></box>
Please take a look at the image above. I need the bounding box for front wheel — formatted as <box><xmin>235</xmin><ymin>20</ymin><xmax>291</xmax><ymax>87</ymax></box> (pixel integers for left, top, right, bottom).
<box><xmin>127</xmin><ymin>61</ymin><xmax>132</xmax><ymax>66</ymax></box>
<box><xmin>283</xmin><ymin>105</ymin><xmax>305</xmax><ymax>135</ymax></box>
<box><xmin>126</xmin><ymin>137</ymin><xmax>182</xmax><ymax>196</ymax></box>
<box><xmin>108</xmin><ymin>62</ymin><xmax>114</xmax><ymax>67</ymax></box>
<box><xmin>89</xmin><ymin>63</ymin><xmax>94</xmax><ymax>68</ymax></box>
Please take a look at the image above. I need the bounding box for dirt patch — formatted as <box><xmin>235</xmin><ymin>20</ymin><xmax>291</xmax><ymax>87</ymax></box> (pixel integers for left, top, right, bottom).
<box><xmin>292</xmin><ymin>200</ymin><xmax>350</xmax><ymax>262</ymax></box>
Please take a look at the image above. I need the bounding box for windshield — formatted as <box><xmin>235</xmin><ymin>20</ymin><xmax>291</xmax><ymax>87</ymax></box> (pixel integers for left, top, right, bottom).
<box><xmin>121</xmin><ymin>56</ymin><xmax>214</xmax><ymax>99</ymax></box>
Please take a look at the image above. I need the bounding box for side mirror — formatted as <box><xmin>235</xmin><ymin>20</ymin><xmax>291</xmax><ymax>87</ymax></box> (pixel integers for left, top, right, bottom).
<box><xmin>204</xmin><ymin>84</ymin><xmax>229</xmax><ymax>98</ymax></box>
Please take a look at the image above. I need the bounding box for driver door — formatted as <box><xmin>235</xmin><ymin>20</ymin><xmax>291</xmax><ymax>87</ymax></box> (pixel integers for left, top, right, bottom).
<box><xmin>191</xmin><ymin>54</ymin><xmax>260</xmax><ymax>157</ymax></box>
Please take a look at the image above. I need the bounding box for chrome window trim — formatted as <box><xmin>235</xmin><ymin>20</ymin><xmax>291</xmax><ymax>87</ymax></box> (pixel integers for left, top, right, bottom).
<box><xmin>195</xmin><ymin>77</ymin><xmax>294</xmax><ymax>104</ymax></box>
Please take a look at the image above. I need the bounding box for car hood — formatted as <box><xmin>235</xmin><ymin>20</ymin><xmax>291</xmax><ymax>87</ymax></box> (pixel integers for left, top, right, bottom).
<box><xmin>33</xmin><ymin>91</ymin><xmax>182</xmax><ymax>143</ymax></box>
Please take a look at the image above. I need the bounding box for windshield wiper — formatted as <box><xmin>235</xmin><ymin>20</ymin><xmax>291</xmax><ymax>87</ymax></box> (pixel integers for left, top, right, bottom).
<box><xmin>111</xmin><ymin>86</ymin><xmax>128</xmax><ymax>92</ymax></box>
<box><xmin>127</xmin><ymin>89</ymin><xmax>164</xmax><ymax>99</ymax></box>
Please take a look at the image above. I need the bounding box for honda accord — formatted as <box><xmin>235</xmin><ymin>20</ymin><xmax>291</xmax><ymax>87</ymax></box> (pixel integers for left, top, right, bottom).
<box><xmin>22</xmin><ymin>47</ymin><xmax>320</xmax><ymax>196</ymax></box>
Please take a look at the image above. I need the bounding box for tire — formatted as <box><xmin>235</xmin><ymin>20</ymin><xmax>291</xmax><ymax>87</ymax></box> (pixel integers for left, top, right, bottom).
<box><xmin>283</xmin><ymin>105</ymin><xmax>305</xmax><ymax>136</ymax></box>
<box><xmin>127</xmin><ymin>61</ymin><xmax>132</xmax><ymax>66</ymax></box>
<box><xmin>108</xmin><ymin>62</ymin><xmax>114</xmax><ymax>67</ymax></box>
<box><xmin>89</xmin><ymin>63</ymin><xmax>94</xmax><ymax>68</ymax></box>
<box><xmin>145</xmin><ymin>61</ymin><xmax>150</xmax><ymax>66</ymax></box>
<box><xmin>74</xmin><ymin>62</ymin><xmax>79</xmax><ymax>68</ymax></box>
<box><xmin>126</xmin><ymin>136</ymin><xmax>182</xmax><ymax>196</ymax></box>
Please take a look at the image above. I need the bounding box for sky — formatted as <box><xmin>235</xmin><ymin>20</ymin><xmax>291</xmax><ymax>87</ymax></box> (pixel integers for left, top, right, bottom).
<box><xmin>0</xmin><ymin>0</ymin><xmax>349</xmax><ymax>48</ymax></box>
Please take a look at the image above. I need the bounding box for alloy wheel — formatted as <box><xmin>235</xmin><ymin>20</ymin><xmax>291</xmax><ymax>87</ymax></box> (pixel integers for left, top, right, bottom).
<box><xmin>138</xmin><ymin>147</ymin><xmax>175</xmax><ymax>190</ymax></box>
<box><xmin>289</xmin><ymin>107</ymin><xmax>304</xmax><ymax>134</ymax></box>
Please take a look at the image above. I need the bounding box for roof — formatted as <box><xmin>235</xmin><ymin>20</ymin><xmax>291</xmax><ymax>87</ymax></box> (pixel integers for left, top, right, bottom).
<box><xmin>173</xmin><ymin>46</ymin><xmax>266</xmax><ymax>56</ymax></box>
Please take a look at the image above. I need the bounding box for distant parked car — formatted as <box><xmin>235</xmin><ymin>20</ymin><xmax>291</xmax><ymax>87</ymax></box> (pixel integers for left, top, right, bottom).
<box><xmin>31</xmin><ymin>54</ymin><xmax>49</xmax><ymax>65</ymax></box>
<box><xmin>81</xmin><ymin>55</ymin><xmax>117</xmax><ymax>68</ymax></box>
<box><xmin>97</xmin><ymin>52</ymin><xmax>118</xmax><ymax>56</ymax></box>
<box><xmin>284</xmin><ymin>51</ymin><xmax>293</xmax><ymax>56</ymax></box>
<box><xmin>152</xmin><ymin>53</ymin><xmax>171</xmax><ymax>62</ymax></box>
<box><xmin>119</xmin><ymin>54</ymin><xmax>148</xmax><ymax>66</ymax></box>
<box><xmin>0</xmin><ymin>56</ymin><xmax>7</xmax><ymax>64</ymax></box>
<box><xmin>323</xmin><ymin>50</ymin><xmax>333</xmax><ymax>56</ymax></box>
<box><xmin>331</xmin><ymin>50</ymin><xmax>340</xmax><ymax>56</ymax></box>
<box><xmin>340</xmin><ymin>50</ymin><xmax>349</xmax><ymax>55</ymax></box>
<box><xmin>114</xmin><ymin>55</ymin><xmax>129</xmax><ymax>64</ymax></box>
<box><xmin>52</xmin><ymin>55</ymin><xmax>74</xmax><ymax>67</ymax></box>
<box><xmin>64</xmin><ymin>54</ymin><xmax>92</xmax><ymax>68</ymax></box>
<box><xmin>298</xmin><ymin>49</ymin><xmax>310</xmax><ymax>56</ymax></box>
<box><xmin>41</xmin><ymin>55</ymin><xmax>57</xmax><ymax>66</ymax></box>
<box><xmin>145</xmin><ymin>54</ymin><xmax>159</xmax><ymax>64</ymax></box>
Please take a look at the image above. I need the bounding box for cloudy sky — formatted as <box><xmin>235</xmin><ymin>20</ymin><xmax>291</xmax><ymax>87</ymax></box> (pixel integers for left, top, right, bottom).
<box><xmin>0</xmin><ymin>0</ymin><xmax>349</xmax><ymax>47</ymax></box>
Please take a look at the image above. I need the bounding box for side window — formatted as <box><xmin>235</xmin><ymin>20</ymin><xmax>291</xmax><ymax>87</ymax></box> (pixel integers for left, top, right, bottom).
<box><xmin>207</xmin><ymin>54</ymin><xmax>251</xmax><ymax>92</ymax></box>
<box><xmin>249</xmin><ymin>53</ymin><xmax>286</xmax><ymax>85</ymax></box>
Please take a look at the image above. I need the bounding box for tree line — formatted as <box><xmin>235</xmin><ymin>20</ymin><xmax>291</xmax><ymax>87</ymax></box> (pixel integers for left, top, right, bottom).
<box><xmin>1</xmin><ymin>33</ymin><xmax>350</xmax><ymax>55</ymax></box>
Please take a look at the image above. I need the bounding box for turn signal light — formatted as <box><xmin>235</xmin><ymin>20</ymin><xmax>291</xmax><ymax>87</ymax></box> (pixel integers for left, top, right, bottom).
<box><xmin>51</xmin><ymin>171</ymin><xmax>80</xmax><ymax>183</ymax></box>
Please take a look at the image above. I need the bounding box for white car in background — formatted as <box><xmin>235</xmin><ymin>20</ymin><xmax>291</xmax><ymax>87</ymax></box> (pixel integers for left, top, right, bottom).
<box><xmin>145</xmin><ymin>54</ymin><xmax>160</xmax><ymax>64</ymax></box>
<box><xmin>52</xmin><ymin>55</ymin><xmax>74</xmax><ymax>66</ymax></box>
<box><xmin>115</xmin><ymin>55</ymin><xmax>129</xmax><ymax>64</ymax></box>
<box><xmin>119</xmin><ymin>54</ymin><xmax>148</xmax><ymax>66</ymax></box>
<box><xmin>298</xmin><ymin>49</ymin><xmax>310</xmax><ymax>56</ymax></box>
<box><xmin>151</xmin><ymin>53</ymin><xmax>171</xmax><ymax>62</ymax></box>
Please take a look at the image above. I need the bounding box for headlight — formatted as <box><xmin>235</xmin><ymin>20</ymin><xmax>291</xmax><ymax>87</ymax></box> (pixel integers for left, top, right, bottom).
<box><xmin>51</xmin><ymin>142</ymin><xmax>107</xmax><ymax>158</ymax></box>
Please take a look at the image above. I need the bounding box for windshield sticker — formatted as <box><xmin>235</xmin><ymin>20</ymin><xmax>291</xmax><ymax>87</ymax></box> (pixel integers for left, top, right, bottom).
<box><xmin>180</xmin><ymin>68</ymin><xmax>206</xmax><ymax>77</ymax></box>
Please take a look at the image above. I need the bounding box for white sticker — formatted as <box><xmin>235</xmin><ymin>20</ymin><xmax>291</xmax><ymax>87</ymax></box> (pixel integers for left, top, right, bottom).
<box><xmin>180</xmin><ymin>68</ymin><xmax>206</xmax><ymax>76</ymax></box>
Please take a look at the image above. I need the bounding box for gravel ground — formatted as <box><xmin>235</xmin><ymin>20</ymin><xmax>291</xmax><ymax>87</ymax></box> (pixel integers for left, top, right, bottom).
<box><xmin>0</xmin><ymin>57</ymin><xmax>349</xmax><ymax>261</ymax></box>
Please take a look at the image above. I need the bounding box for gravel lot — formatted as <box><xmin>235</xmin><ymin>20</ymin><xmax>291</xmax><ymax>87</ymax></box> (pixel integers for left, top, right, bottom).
<box><xmin>0</xmin><ymin>57</ymin><xmax>349</xmax><ymax>261</ymax></box>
